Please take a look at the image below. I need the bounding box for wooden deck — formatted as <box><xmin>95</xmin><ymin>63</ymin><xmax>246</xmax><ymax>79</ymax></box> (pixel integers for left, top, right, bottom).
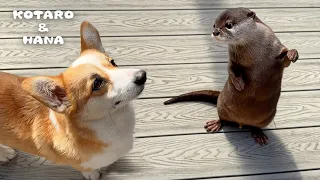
<box><xmin>1</xmin><ymin>1</ymin><xmax>320</xmax><ymax>179</ymax></box>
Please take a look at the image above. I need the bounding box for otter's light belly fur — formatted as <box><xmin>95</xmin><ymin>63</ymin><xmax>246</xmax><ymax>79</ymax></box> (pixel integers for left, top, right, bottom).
<box><xmin>81</xmin><ymin>103</ymin><xmax>135</xmax><ymax>170</ymax></box>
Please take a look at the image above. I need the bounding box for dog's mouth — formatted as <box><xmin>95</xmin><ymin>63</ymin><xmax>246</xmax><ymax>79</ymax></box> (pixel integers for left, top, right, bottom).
<box><xmin>113</xmin><ymin>86</ymin><xmax>145</xmax><ymax>107</ymax></box>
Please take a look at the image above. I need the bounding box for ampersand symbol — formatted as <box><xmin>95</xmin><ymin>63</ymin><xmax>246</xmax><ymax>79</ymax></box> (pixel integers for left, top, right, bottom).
<box><xmin>38</xmin><ymin>23</ymin><xmax>49</xmax><ymax>32</ymax></box>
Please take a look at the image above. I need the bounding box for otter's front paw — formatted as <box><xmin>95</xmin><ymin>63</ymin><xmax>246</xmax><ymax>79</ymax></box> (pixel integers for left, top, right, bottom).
<box><xmin>287</xmin><ymin>49</ymin><xmax>299</xmax><ymax>63</ymax></box>
<box><xmin>204</xmin><ymin>120</ymin><xmax>222</xmax><ymax>132</ymax></box>
<box><xmin>231</xmin><ymin>76</ymin><xmax>245</xmax><ymax>91</ymax></box>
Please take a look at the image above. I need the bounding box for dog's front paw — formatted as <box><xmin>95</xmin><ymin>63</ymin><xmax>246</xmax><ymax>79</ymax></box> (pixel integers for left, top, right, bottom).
<box><xmin>82</xmin><ymin>169</ymin><xmax>101</xmax><ymax>180</ymax></box>
<box><xmin>0</xmin><ymin>145</ymin><xmax>17</xmax><ymax>162</ymax></box>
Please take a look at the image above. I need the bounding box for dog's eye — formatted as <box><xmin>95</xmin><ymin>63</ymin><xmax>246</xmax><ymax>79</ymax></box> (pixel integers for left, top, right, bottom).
<box><xmin>92</xmin><ymin>78</ymin><xmax>104</xmax><ymax>91</ymax></box>
<box><xmin>110</xmin><ymin>59</ymin><xmax>118</xmax><ymax>67</ymax></box>
<box><xmin>225</xmin><ymin>22</ymin><xmax>233</xmax><ymax>29</ymax></box>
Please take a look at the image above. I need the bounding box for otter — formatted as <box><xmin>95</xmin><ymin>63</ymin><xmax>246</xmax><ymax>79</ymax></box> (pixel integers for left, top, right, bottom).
<box><xmin>164</xmin><ymin>8</ymin><xmax>299</xmax><ymax>145</ymax></box>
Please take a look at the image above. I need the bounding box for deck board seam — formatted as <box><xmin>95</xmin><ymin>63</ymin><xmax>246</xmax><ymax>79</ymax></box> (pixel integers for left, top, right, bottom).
<box><xmin>1</xmin><ymin>30</ymin><xmax>320</xmax><ymax>39</ymax></box>
<box><xmin>0</xmin><ymin>58</ymin><xmax>317</xmax><ymax>71</ymax></box>
<box><xmin>175</xmin><ymin>168</ymin><xmax>320</xmax><ymax>180</ymax></box>
<box><xmin>135</xmin><ymin>125</ymin><xmax>320</xmax><ymax>139</ymax></box>
<box><xmin>1</xmin><ymin>7</ymin><xmax>320</xmax><ymax>12</ymax></box>
<box><xmin>135</xmin><ymin>89</ymin><xmax>320</xmax><ymax>100</ymax></box>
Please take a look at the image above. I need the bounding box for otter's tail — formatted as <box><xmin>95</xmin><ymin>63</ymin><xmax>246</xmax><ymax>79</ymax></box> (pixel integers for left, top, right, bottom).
<box><xmin>164</xmin><ymin>90</ymin><xmax>220</xmax><ymax>105</ymax></box>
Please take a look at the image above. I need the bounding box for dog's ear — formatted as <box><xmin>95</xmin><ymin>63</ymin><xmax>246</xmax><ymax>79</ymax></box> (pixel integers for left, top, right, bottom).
<box><xmin>80</xmin><ymin>21</ymin><xmax>105</xmax><ymax>53</ymax></box>
<box><xmin>22</xmin><ymin>76</ymin><xmax>71</xmax><ymax>113</ymax></box>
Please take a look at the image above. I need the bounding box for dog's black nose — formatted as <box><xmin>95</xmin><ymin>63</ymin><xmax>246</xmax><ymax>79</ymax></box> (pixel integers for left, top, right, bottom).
<box><xmin>134</xmin><ymin>70</ymin><xmax>147</xmax><ymax>85</ymax></box>
<box><xmin>212</xmin><ymin>30</ymin><xmax>220</xmax><ymax>36</ymax></box>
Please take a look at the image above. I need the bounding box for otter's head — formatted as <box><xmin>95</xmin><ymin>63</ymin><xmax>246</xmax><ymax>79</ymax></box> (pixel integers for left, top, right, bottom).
<box><xmin>211</xmin><ymin>8</ymin><xmax>260</xmax><ymax>44</ymax></box>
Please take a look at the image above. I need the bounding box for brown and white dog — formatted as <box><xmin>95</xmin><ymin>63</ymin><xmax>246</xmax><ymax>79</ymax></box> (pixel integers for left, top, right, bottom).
<box><xmin>0</xmin><ymin>21</ymin><xmax>146</xmax><ymax>180</ymax></box>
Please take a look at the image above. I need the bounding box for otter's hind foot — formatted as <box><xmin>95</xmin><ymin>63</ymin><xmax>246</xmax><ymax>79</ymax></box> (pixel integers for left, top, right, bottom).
<box><xmin>251</xmin><ymin>128</ymin><xmax>268</xmax><ymax>146</ymax></box>
<box><xmin>204</xmin><ymin>120</ymin><xmax>222</xmax><ymax>133</ymax></box>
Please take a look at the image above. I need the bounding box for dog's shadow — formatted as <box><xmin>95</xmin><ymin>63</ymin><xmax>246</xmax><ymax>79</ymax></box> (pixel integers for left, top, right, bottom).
<box><xmin>0</xmin><ymin>152</ymin><xmax>83</xmax><ymax>180</ymax></box>
<box><xmin>0</xmin><ymin>151</ymin><xmax>136</xmax><ymax>180</ymax></box>
<box><xmin>99</xmin><ymin>159</ymin><xmax>137</xmax><ymax>179</ymax></box>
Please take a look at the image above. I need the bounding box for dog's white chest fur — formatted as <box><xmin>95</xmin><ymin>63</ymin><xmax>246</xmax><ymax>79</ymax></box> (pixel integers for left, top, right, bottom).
<box><xmin>81</xmin><ymin>103</ymin><xmax>136</xmax><ymax>170</ymax></box>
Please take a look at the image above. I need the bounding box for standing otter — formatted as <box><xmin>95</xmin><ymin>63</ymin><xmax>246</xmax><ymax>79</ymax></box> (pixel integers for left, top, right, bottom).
<box><xmin>164</xmin><ymin>8</ymin><xmax>299</xmax><ymax>145</ymax></box>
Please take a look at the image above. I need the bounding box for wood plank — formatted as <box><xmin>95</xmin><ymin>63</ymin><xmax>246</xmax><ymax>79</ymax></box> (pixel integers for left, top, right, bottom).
<box><xmin>212</xmin><ymin>170</ymin><xmax>320</xmax><ymax>180</ymax></box>
<box><xmin>3</xmin><ymin>60</ymin><xmax>319</xmax><ymax>98</ymax></box>
<box><xmin>134</xmin><ymin>91</ymin><xmax>319</xmax><ymax>137</ymax></box>
<box><xmin>1</xmin><ymin>0</ymin><xmax>320</xmax><ymax>10</ymax></box>
<box><xmin>0</xmin><ymin>79</ymin><xmax>315</xmax><ymax>138</ymax></box>
<box><xmin>274</xmin><ymin>91</ymin><xmax>320</xmax><ymax>129</ymax></box>
<box><xmin>0</xmin><ymin>33</ymin><xmax>318</xmax><ymax>69</ymax></box>
<box><xmin>3</xmin><ymin>8</ymin><xmax>320</xmax><ymax>38</ymax></box>
<box><xmin>140</xmin><ymin>61</ymin><xmax>320</xmax><ymax>97</ymax></box>
<box><xmin>2</xmin><ymin>127</ymin><xmax>320</xmax><ymax>179</ymax></box>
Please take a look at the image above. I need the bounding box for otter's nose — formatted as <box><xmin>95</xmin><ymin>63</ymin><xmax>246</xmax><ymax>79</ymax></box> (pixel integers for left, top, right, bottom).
<box><xmin>212</xmin><ymin>30</ymin><xmax>220</xmax><ymax>36</ymax></box>
<box><xmin>133</xmin><ymin>70</ymin><xmax>147</xmax><ymax>85</ymax></box>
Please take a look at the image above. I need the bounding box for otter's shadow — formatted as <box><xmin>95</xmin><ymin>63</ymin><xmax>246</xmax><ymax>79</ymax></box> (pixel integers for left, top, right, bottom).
<box><xmin>220</xmin><ymin>121</ymin><xmax>302</xmax><ymax>179</ymax></box>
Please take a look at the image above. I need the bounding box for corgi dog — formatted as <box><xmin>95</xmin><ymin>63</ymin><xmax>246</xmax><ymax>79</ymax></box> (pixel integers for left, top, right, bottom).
<box><xmin>0</xmin><ymin>21</ymin><xmax>146</xmax><ymax>180</ymax></box>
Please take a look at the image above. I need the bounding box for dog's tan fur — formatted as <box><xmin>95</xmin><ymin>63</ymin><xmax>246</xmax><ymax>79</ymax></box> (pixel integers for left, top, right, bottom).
<box><xmin>0</xmin><ymin>21</ymin><xmax>146</xmax><ymax>179</ymax></box>
<box><xmin>0</xmin><ymin>52</ymin><xmax>114</xmax><ymax>172</ymax></box>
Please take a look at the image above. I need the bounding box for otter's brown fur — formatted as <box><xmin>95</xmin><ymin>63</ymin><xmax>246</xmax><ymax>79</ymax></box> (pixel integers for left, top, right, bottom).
<box><xmin>164</xmin><ymin>8</ymin><xmax>299</xmax><ymax>145</ymax></box>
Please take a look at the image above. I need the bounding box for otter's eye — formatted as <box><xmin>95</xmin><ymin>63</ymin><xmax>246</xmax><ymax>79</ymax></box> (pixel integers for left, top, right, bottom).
<box><xmin>92</xmin><ymin>78</ymin><xmax>105</xmax><ymax>91</ymax></box>
<box><xmin>110</xmin><ymin>59</ymin><xmax>118</xmax><ymax>67</ymax></box>
<box><xmin>225</xmin><ymin>22</ymin><xmax>233</xmax><ymax>29</ymax></box>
